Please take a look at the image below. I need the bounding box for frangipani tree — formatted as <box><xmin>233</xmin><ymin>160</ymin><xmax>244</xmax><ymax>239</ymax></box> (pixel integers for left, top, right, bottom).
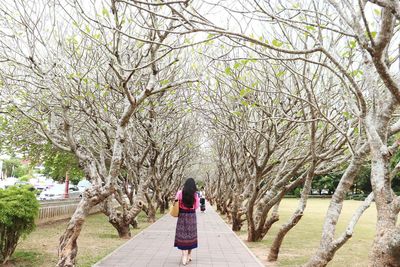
<box><xmin>0</xmin><ymin>0</ymin><xmax>205</xmax><ymax>265</ymax></box>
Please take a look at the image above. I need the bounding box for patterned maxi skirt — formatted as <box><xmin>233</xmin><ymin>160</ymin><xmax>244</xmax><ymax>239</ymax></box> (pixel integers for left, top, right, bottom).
<box><xmin>174</xmin><ymin>209</ymin><xmax>198</xmax><ymax>250</ymax></box>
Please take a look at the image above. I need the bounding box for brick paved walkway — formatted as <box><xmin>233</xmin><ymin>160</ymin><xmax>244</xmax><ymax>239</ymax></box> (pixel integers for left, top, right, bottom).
<box><xmin>94</xmin><ymin>203</ymin><xmax>263</xmax><ymax>267</ymax></box>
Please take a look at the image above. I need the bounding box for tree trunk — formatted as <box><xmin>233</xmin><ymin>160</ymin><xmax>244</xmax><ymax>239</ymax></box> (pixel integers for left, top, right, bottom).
<box><xmin>231</xmin><ymin>208</ymin><xmax>243</xmax><ymax>231</ymax></box>
<box><xmin>248</xmin><ymin>207</ymin><xmax>281</xmax><ymax>242</ymax></box>
<box><xmin>159</xmin><ymin>205</ymin><xmax>165</xmax><ymax>214</ymax></box>
<box><xmin>232</xmin><ymin>217</ymin><xmax>242</xmax><ymax>231</ymax></box>
<box><xmin>268</xmin><ymin>210</ymin><xmax>303</xmax><ymax>262</ymax></box>
<box><xmin>108</xmin><ymin>214</ymin><xmax>132</xmax><ymax>239</ymax></box>
<box><xmin>222</xmin><ymin>201</ymin><xmax>229</xmax><ymax>215</ymax></box>
<box><xmin>57</xmin><ymin>201</ymin><xmax>94</xmax><ymax>266</ymax></box>
<box><xmin>146</xmin><ymin>201</ymin><xmax>157</xmax><ymax>223</ymax></box>
<box><xmin>218</xmin><ymin>203</ymin><xmax>225</xmax><ymax>215</ymax></box>
<box><xmin>248</xmin><ymin>202</ymin><xmax>280</xmax><ymax>242</ymax></box>
<box><xmin>130</xmin><ymin>218</ymin><xmax>139</xmax><ymax>229</ymax></box>
<box><xmin>159</xmin><ymin>200</ymin><xmax>166</xmax><ymax>214</ymax></box>
<box><xmin>366</xmin><ymin>108</ymin><xmax>400</xmax><ymax>267</ymax></box>
<box><xmin>368</xmin><ymin>135</ymin><xmax>399</xmax><ymax>266</ymax></box>
<box><xmin>269</xmin><ymin>159</ymin><xmax>315</xmax><ymax>262</ymax></box>
<box><xmin>247</xmin><ymin>228</ymin><xmax>263</xmax><ymax>242</ymax></box>
<box><xmin>57</xmin><ymin>186</ymin><xmax>113</xmax><ymax>266</ymax></box>
<box><xmin>305</xmin><ymin>146</ymin><xmax>367</xmax><ymax>266</ymax></box>
<box><xmin>369</xmin><ymin>228</ymin><xmax>400</xmax><ymax>267</ymax></box>
<box><xmin>114</xmin><ymin>223</ymin><xmax>131</xmax><ymax>239</ymax></box>
<box><xmin>164</xmin><ymin>196</ymin><xmax>170</xmax><ymax>210</ymax></box>
<box><xmin>246</xmin><ymin>181</ymin><xmax>259</xmax><ymax>242</ymax></box>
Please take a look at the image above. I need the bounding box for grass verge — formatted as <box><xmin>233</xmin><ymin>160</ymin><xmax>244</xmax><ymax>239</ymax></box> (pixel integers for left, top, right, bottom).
<box><xmin>5</xmin><ymin>211</ymin><xmax>162</xmax><ymax>267</ymax></box>
<box><xmin>224</xmin><ymin>198</ymin><xmax>377</xmax><ymax>267</ymax></box>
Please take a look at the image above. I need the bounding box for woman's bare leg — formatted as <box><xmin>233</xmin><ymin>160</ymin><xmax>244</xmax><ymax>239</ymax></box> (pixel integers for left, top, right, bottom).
<box><xmin>188</xmin><ymin>249</ymin><xmax>192</xmax><ymax>261</ymax></box>
<box><xmin>182</xmin><ymin>250</ymin><xmax>188</xmax><ymax>265</ymax></box>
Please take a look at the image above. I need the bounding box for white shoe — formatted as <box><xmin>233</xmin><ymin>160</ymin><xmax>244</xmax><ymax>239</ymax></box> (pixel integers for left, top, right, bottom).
<box><xmin>182</xmin><ymin>253</ymin><xmax>188</xmax><ymax>265</ymax></box>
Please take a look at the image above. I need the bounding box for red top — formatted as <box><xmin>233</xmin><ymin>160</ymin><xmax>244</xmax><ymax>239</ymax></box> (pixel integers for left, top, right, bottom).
<box><xmin>176</xmin><ymin>190</ymin><xmax>200</xmax><ymax>210</ymax></box>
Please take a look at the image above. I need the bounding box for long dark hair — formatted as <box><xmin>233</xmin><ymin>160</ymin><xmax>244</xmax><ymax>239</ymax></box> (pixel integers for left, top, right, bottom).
<box><xmin>182</xmin><ymin>178</ymin><xmax>197</xmax><ymax>208</ymax></box>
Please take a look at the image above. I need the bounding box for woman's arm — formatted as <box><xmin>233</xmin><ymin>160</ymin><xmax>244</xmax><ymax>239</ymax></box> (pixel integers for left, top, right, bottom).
<box><xmin>193</xmin><ymin>193</ymin><xmax>200</xmax><ymax>209</ymax></box>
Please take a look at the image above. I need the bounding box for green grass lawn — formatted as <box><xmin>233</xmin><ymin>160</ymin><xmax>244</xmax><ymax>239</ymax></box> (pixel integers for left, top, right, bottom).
<box><xmin>6</xmin><ymin>211</ymin><xmax>162</xmax><ymax>267</ymax></box>
<box><xmin>234</xmin><ymin>198</ymin><xmax>377</xmax><ymax>267</ymax></box>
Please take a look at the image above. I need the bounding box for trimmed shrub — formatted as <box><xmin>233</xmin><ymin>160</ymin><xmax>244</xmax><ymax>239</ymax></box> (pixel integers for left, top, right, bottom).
<box><xmin>350</xmin><ymin>194</ymin><xmax>368</xmax><ymax>201</ymax></box>
<box><xmin>284</xmin><ymin>194</ymin><xmax>298</xmax><ymax>198</ymax></box>
<box><xmin>0</xmin><ymin>186</ymin><xmax>39</xmax><ymax>264</ymax></box>
<box><xmin>294</xmin><ymin>188</ymin><xmax>301</xmax><ymax>198</ymax></box>
<box><xmin>19</xmin><ymin>175</ymin><xmax>30</xmax><ymax>182</ymax></box>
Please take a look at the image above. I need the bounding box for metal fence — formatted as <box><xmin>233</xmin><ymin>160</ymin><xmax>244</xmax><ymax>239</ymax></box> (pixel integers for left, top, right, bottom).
<box><xmin>37</xmin><ymin>199</ymin><xmax>102</xmax><ymax>225</ymax></box>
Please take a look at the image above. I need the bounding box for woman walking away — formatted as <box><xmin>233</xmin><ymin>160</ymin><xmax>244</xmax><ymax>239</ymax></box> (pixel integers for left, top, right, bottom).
<box><xmin>199</xmin><ymin>187</ymin><xmax>206</xmax><ymax>213</ymax></box>
<box><xmin>174</xmin><ymin>178</ymin><xmax>200</xmax><ymax>265</ymax></box>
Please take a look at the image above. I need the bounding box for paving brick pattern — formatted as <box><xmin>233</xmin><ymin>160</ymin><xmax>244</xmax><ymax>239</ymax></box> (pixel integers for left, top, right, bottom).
<box><xmin>94</xmin><ymin>203</ymin><xmax>263</xmax><ymax>267</ymax></box>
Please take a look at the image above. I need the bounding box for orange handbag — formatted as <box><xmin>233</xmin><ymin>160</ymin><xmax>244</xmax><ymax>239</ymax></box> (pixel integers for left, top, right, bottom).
<box><xmin>169</xmin><ymin>199</ymin><xmax>179</xmax><ymax>217</ymax></box>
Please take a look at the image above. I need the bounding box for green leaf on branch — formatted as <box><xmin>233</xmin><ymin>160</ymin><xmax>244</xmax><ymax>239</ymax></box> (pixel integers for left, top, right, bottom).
<box><xmin>160</xmin><ymin>79</ymin><xmax>170</xmax><ymax>86</ymax></box>
<box><xmin>349</xmin><ymin>40</ymin><xmax>357</xmax><ymax>49</ymax></box>
<box><xmin>136</xmin><ymin>41</ymin><xmax>144</xmax><ymax>48</ymax></box>
<box><xmin>350</xmin><ymin>70</ymin><xmax>363</xmax><ymax>77</ymax></box>
<box><xmin>239</xmin><ymin>88</ymin><xmax>252</xmax><ymax>97</ymax></box>
<box><xmin>276</xmin><ymin>71</ymin><xmax>285</xmax><ymax>78</ymax></box>
<box><xmin>232</xmin><ymin>110</ymin><xmax>242</xmax><ymax>117</ymax></box>
<box><xmin>341</xmin><ymin>51</ymin><xmax>350</xmax><ymax>58</ymax></box>
<box><xmin>225</xmin><ymin>66</ymin><xmax>233</xmax><ymax>76</ymax></box>
<box><xmin>364</xmin><ymin>31</ymin><xmax>377</xmax><ymax>39</ymax></box>
<box><xmin>251</xmin><ymin>81</ymin><xmax>258</xmax><ymax>88</ymax></box>
<box><xmin>93</xmin><ymin>33</ymin><xmax>101</xmax><ymax>40</ymax></box>
<box><xmin>207</xmin><ymin>33</ymin><xmax>216</xmax><ymax>39</ymax></box>
<box><xmin>305</xmin><ymin>25</ymin><xmax>315</xmax><ymax>31</ymax></box>
<box><xmin>272</xmin><ymin>39</ymin><xmax>283</xmax><ymax>47</ymax></box>
<box><xmin>240</xmin><ymin>59</ymin><xmax>249</xmax><ymax>65</ymax></box>
<box><xmin>102</xmin><ymin>8</ymin><xmax>110</xmax><ymax>17</ymax></box>
<box><xmin>233</xmin><ymin>62</ymin><xmax>241</xmax><ymax>69</ymax></box>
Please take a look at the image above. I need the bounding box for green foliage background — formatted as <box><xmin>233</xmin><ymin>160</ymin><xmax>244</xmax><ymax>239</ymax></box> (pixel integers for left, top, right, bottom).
<box><xmin>39</xmin><ymin>144</ymin><xmax>84</xmax><ymax>185</ymax></box>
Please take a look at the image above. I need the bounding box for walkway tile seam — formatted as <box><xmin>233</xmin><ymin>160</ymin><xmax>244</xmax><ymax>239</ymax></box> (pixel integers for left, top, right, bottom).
<box><xmin>211</xmin><ymin>209</ymin><xmax>264</xmax><ymax>267</ymax></box>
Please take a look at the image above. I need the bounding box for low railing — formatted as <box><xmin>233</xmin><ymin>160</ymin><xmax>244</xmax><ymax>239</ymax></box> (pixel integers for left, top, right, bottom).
<box><xmin>37</xmin><ymin>199</ymin><xmax>102</xmax><ymax>225</ymax></box>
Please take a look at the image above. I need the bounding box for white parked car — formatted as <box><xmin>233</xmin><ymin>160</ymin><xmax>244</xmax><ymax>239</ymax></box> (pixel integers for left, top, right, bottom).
<box><xmin>321</xmin><ymin>189</ymin><xmax>330</xmax><ymax>195</ymax></box>
<box><xmin>3</xmin><ymin>177</ymin><xmax>18</xmax><ymax>188</ymax></box>
<box><xmin>77</xmin><ymin>180</ymin><xmax>92</xmax><ymax>193</ymax></box>
<box><xmin>311</xmin><ymin>189</ymin><xmax>320</xmax><ymax>195</ymax></box>
<box><xmin>39</xmin><ymin>184</ymin><xmax>81</xmax><ymax>200</ymax></box>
